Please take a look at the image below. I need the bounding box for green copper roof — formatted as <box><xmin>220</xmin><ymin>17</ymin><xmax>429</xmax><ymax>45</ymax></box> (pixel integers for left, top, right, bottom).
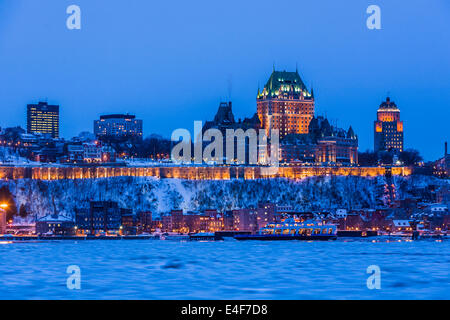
<box><xmin>258</xmin><ymin>70</ymin><xmax>312</xmax><ymax>99</ymax></box>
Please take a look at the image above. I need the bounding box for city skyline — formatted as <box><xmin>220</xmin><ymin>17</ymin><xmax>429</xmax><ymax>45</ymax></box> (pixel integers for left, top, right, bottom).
<box><xmin>0</xmin><ymin>1</ymin><xmax>449</xmax><ymax>303</ymax></box>
<box><xmin>1</xmin><ymin>0</ymin><xmax>450</xmax><ymax>160</ymax></box>
<box><xmin>3</xmin><ymin>78</ymin><xmax>445</xmax><ymax>162</ymax></box>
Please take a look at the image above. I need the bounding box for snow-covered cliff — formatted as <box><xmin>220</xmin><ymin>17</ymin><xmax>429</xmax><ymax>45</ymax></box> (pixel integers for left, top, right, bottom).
<box><xmin>1</xmin><ymin>175</ymin><xmax>447</xmax><ymax>221</ymax></box>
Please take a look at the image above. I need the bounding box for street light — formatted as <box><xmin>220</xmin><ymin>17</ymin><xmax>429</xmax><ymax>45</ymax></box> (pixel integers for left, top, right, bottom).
<box><xmin>0</xmin><ymin>203</ymin><xmax>8</xmax><ymax>209</ymax></box>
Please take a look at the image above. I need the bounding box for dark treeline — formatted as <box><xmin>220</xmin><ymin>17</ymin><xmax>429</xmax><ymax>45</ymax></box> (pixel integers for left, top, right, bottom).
<box><xmin>101</xmin><ymin>134</ymin><xmax>173</xmax><ymax>159</ymax></box>
<box><xmin>358</xmin><ymin>149</ymin><xmax>423</xmax><ymax>166</ymax></box>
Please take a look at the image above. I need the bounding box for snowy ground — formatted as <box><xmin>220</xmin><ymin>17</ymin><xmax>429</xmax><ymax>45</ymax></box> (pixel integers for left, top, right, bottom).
<box><xmin>0</xmin><ymin>146</ymin><xmax>39</xmax><ymax>166</ymax></box>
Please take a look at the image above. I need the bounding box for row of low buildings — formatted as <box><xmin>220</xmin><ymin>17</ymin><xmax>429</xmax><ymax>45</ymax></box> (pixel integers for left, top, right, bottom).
<box><xmin>0</xmin><ymin>127</ymin><xmax>117</xmax><ymax>164</ymax></box>
<box><xmin>35</xmin><ymin>201</ymin><xmax>152</xmax><ymax>236</ymax></box>
<box><xmin>158</xmin><ymin>203</ymin><xmax>449</xmax><ymax>235</ymax></box>
<box><xmin>331</xmin><ymin>204</ymin><xmax>449</xmax><ymax>233</ymax></box>
<box><xmin>67</xmin><ymin>141</ymin><xmax>116</xmax><ymax>163</ymax></box>
<box><xmin>31</xmin><ymin>191</ymin><xmax>450</xmax><ymax>236</ymax></box>
<box><xmin>35</xmin><ymin>201</ymin><xmax>280</xmax><ymax>236</ymax></box>
<box><xmin>160</xmin><ymin>203</ymin><xmax>281</xmax><ymax>234</ymax></box>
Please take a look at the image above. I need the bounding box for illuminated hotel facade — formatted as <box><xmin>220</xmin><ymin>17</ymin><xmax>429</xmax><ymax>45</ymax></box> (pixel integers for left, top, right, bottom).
<box><xmin>257</xmin><ymin>68</ymin><xmax>315</xmax><ymax>138</ymax></box>
<box><xmin>27</xmin><ymin>102</ymin><xmax>60</xmax><ymax>139</ymax></box>
<box><xmin>374</xmin><ymin>97</ymin><xmax>404</xmax><ymax>152</ymax></box>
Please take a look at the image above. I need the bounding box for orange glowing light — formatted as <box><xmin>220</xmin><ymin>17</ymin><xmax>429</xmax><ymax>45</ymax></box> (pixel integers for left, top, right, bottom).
<box><xmin>375</xmin><ymin>122</ymin><xmax>382</xmax><ymax>133</ymax></box>
<box><xmin>0</xmin><ymin>203</ymin><xmax>8</xmax><ymax>209</ymax></box>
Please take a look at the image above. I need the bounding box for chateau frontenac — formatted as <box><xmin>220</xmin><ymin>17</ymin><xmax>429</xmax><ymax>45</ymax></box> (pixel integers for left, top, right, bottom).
<box><xmin>257</xmin><ymin>69</ymin><xmax>315</xmax><ymax>137</ymax></box>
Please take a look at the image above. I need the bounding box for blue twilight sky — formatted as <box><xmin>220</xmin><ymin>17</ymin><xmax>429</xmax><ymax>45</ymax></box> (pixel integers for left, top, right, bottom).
<box><xmin>0</xmin><ymin>0</ymin><xmax>449</xmax><ymax>160</ymax></box>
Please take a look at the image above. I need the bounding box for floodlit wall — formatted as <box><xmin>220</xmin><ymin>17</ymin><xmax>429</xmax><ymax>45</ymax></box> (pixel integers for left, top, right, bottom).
<box><xmin>0</xmin><ymin>165</ymin><xmax>412</xmax><ymax>181</ymax></box>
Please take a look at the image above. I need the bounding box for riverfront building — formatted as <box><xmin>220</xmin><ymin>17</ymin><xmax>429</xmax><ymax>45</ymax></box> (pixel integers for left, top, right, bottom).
<box><xmin>257</xmin><ymin>68</ymin><xmax>315</xmax><ymax>138</ymax></box>
<box><xmin>374</xmin><ymin>97</ymin><xmax>404</xmax><ymax>152</ymax></box>
<box><xmin>27</xmin><ymin>102</ymin><xmax>60</xmax><ymax>139</ymax></box>
<box><xmin>36</xmin><ymin>214</ymin><xmax>75</xmax><ymax>236</ymax></box>
<box><xmin>161</xmin><ymin>210</ymin><xmax>224</xmax><ymax>234</ymax></box>
<box><xmin>76</xmin><ymin>201</ymin><xmax>123</xmax><ymax>235</ymax></box>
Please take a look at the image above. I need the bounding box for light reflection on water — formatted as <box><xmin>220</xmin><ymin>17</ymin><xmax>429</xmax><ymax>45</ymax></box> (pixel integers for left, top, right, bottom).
<box><xmin>0</xmin><ymin>239</ymin><xmax>449</xmax><ymax>300</ymax></box>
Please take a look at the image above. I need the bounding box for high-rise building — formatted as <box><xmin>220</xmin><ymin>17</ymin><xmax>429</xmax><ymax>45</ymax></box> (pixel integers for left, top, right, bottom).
<box><xmin>94</xmin><ymin>114</ymin><xmax>143</xmax><ymax>141</ymax></box>
<box><xmin>374</xmin><ymin>97</ymin><xmax>404</xmax><ymax>152</ymax></box>
<box><xmin>27</xmin><ymin>102</ymin><xmax>60</xmax><ymax>138</ymax></box>
<box><xmin>257</xmin><ymin>68</ymin><xmax>315</xmax><ymax>138</ymax></box>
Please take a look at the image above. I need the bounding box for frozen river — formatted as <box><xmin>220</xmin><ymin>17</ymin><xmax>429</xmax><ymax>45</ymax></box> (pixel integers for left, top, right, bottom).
<box><xmin>0</xmin><ymin>238</ymin><xmax>449</xmax><ymax>299</ymax></box>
